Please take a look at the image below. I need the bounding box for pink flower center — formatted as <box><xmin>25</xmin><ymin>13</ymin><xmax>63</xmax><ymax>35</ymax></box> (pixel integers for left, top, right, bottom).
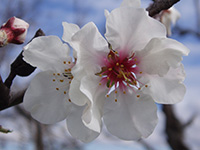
<box><xmin>98</xmin><ymin>50</ymin><xmax>145</xmax><ymax>99</ymax></box>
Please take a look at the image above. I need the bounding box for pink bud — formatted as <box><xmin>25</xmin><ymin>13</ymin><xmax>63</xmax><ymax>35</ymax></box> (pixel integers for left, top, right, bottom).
<box><xmin>0</xmin><ymin>16</ymin><xmax>29</xmax><ymax>47</ymax></box>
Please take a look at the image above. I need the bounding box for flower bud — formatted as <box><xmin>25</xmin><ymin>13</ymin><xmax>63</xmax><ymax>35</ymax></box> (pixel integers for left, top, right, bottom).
<box><xmin>0</xmin><ymin>16</ymin><xmax>29</xmax><ymax>47</ymax></box>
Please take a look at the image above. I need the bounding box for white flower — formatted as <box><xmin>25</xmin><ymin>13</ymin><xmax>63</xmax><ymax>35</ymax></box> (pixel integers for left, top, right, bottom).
<box><xmin>159</xmin><ymin>7</ymin><xmax>180</xmax><ymax>36</ymax></box>
<box><xmin>0</xmin><ymin>16</ymin><xmax>29</xmax><ymax>47</ymax></box>
<box><xmin>68</xmin><ymin>0</ymin><xmax>189</xmax><ymax>140</ymax></box>
<box><xmin>23</xmin><ymin>33</ymin><xmax>99</xmax><ymax>142</ymax></box>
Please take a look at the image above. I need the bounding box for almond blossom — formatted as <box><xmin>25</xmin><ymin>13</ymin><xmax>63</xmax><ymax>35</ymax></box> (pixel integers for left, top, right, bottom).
<box><xmin>67</xmin><ymin>0</ymin><xmax>189</xmax><ymax>140</ymax></box>
<box><xmin>156</xmin><ymin>7</ymin><xmax>180</xmax><ymax>36</ymax></box>
<box><xmin>0</xmin><ymin>16</ymin><xmax>29</xmax><ymax>47</ymax></box>
<box><xmin>23</xmin><ymin>34</ymin><xmax>99</xmax><ymax>142</ymax></box>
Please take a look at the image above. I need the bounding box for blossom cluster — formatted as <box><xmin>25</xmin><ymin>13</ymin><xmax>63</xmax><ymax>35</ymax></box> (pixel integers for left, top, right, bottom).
<box><xmin>22</xmin><ymin>0</ymin><xmax>189</xmax><ymax>142</ymax></box>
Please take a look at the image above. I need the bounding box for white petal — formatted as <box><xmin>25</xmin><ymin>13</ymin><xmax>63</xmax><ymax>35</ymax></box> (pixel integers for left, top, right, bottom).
<box><xmin>103</xmin><ymin>90</ymin><xmax>157</xmax><ymax>140</ymax></box>
<box><xmin>104</xmin><ymin>9</ymin><xmax>110</xmax><ymax>19</ymax></box>
<box><xmin>80</xmin><ymin>75</ymin><xmax>106</xmax><ymax>133</ymax></box>
<box><xmin>69</xmin><ymin>77</ymin><xmax>88</xmax><ymax>106</ymax></box>
<box><xmin>62</xmin><ymin>22</ymin><xmax>80</xmax><ymax>43</ymax></box>
<box><xmin>66</xmin><ymin>105</ymin><xmax>100</xmax><ymax>143</ymax></box>
<box><xmin>141</xmin><ymin>65</ymin><xmax>186</xmax><ymax>104</ymax></box>
<box><xmin>23</xmin><ymin>36</ymin><xmax>72</xmax><ymax>72</ymax></box>
<box><xmin>137</xmin><ymin>38</ymin><xmax>189</xmax><ymax>76</ymax></box>
<box><xmin>105</xmin><ymin>7</ymin><xmax>166</xmax><ymax>53</ymax></box>
<box><xmin>23</xmin><ymin>71</ymin><xmax>72</xmax><ymax>124</ymax></box>
<box><xmin>120</xmin><ymin>0</ymin><xmax>141</xmax><ymax>8</ymax></box>
<box><xmin>71</xmin><ymin>22</ymin><xmax>109</xmax><ymax>75</ymax></box>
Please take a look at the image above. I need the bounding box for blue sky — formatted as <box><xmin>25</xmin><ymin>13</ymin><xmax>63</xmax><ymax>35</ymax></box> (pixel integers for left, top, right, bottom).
<box><xmin>0</xmin><ymin>0</ymin><xmax>200</xmax><ymax>150</ymax></box>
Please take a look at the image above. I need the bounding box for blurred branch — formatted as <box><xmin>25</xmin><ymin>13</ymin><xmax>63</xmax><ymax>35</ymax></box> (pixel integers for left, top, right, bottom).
<box><xmin>147</xmin><ymin>0</ymin><xmax>180</xmax><ymax>17</ymax></box>
<box><xmin>0</xmin><ymin>125</ymin><xmax>12</xmax><ymax>133</ymax></box>
<box><xmin>173</xmin><ymin>26</ymin><xmax>200</xmax><ymax>38</ymax></box>
<box><xmin>162</xmin><ymin>105</ymin><xmax>191</xmax><ymax>150</ymax></box>
<box><xmin>0</xmin><ymin>29</ymin><xmax>45</xmax><ymax>111</ymax></box>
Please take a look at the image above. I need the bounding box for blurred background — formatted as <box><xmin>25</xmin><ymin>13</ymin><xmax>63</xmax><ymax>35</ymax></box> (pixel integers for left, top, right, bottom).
<box><xmin>0</xmin><ymin>0</ymin><xmax>200</xmax><ymax>150</ymax></box>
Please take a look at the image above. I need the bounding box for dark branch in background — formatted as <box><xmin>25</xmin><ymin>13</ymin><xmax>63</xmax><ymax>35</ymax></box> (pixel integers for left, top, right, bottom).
<box><xmin>0</xmin><ymin>29</ymin><xmax>45</xmax><ymax>111</ymax></box>
<box><xmin>162</xmin><ymin>105</ymin><xmax>194</xmax><ymax>150</ymax></box>
<box><xmin>147</xmin><ymin>0</ymin><xmax>180</xmax><ymax>17</ymax></box>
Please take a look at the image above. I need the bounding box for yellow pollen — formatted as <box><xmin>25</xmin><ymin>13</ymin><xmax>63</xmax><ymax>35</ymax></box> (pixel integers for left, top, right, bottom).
<box><xmin>107</xmin><ymin>77</ymin><xmax>110</xmax><ymax>80</ymax></box>
<box><xmin>64</xmin><ymin>91</ymin><xmax>67</xmax><ymax>94</ymax></box>
<box><xmin>134</xmin><ymin>58</ymin><xmax>137</xmax><ymax>61</ymax></box>
<box><xmin>137</xmin><ymin>95</ymin><xmax>140</xmax><ymax>98</ymax></box>
<box><xmin>60</xmin><ymin>80</ymin><xmax>64</xmax><ymax>82</ymax></box>
<box><xmin>63</xmin><ymin>61</ymin><xmax>66</xmax><ymax>64</ymax></box>
<box><xmin>115</xmin><ymin>90</ymin><xmax>118</xmax><ymax>94</ymax></box>
<box><xmin>120</xmin><ymin>64</ymin><xmax>124</xmax><ymax>68</ymax></box>
<box><xmin>99</xmin><ymin>74</ymin><xmax>102</xmax><ymax>77</ymax></box>
<box><xmin>68</xmin><ymin>61</ymin><xmax>71</xmax><ymax>64</ymax></box>
<box><xmin>56</xmin><ymin>88</ymin><xmax>59</xmax><ymax>91</ymax></box>
<box><xmin>145</xmin><ymin>85</ymin><xmax>148</xmax><ymax>88</ymax></box>
<box><xmin>65</xmin><ymin>69</ymin><xmax>68</xmax><ymax>72</ymax></box>
<box><xmin>52</xmin><ymin>79</ymin><xmax>56</xmax><ymax>82</ymax></box>
<box><xmin>114</xmin><ymin>51</ymin><xmax>118</xmax><ymax>54</ymax></box>
<box><xmin>68</xmin><ymin>99</ymin><xmax>71</xmax><ymax>102</ymax></box>
<box><xmin>139</xmin><ymin>71</ymin><xmax>143</xmax><ymax>74</ymax></box>
<box><xmin>108</xmin><ymin>54</ymin><xmax>112</xmax><ymax>58</ymax></box>
<box><xmin>138</xmin><ymin>88</ymin><xmax>141</xmax><ymax>90</ymax></box>
<box><xmin>123</xmin><ymin>91</ymin><xmax>126</xmax><ymax>94</ymax></box>
<box><xmin>69</xmin><ymin>81</ymin><xmax>71</xmax><ymax>84</ymax></box>
<box><xmin>68</xmin><ymin>68</ymin><xmax>71</xmax><ymax>72</ymax></box>
<box><xmin>115</xmin><ymin>99</ymin><xmax>117</xmax><ymax>102</ymax></box>
<box><xmin>57</xmin><ymin>73</ymin><xmax>60</xmax><ymax>76</ymax></box>
<box><xmin>136</xmin><ymin>63</ymin><xmax>138</xmax><ymax>65</ymax></box>
<box><xmin>53</xmin><ymin>73</ymin><xmax>56</xmax><ymax>76</ymax></box>
<box><xmin>116</xmin><ymin>62</ymin><xmax>119</xmax><ymax>66</ymax></box>
<box><xmin>108</xmin><ymin>68</ymin><xmax>112</xmax><ymax>71</ymax></box>
<box><xmin>106</xmin><ymin>95</ymin><xmax>109</xmax><ymax>98</ymax></box>
<box><xmin>99</xmin><ymin>82</ymin><xmax>102</xmax><ymax>86</ymax></box>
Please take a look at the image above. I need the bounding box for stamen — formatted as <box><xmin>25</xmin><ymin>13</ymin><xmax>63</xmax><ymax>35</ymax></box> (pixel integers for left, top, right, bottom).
<box><xmin>56</xmin><ymin>88</ymin><xmax>59</xmax><ymax>91</ymax></box>
<box><xmin>99</xmin><ymin>82</ymin><xmax>102</xmax><ymax>86</ymax></box>
<box><xmin>108</xmin><ymin>68</ymin><xmax>112</xmax><ymax>71</ymax></box>
<box><xmin>108</xmin><ymin>54</ymin><xmax>112</xmax><ymax>58</ymax></box>
<box><xmin>63</xmin><ymin>61</ymin><xmax>66</xmax><ymax>64</ymax></box>
<box><xmin>52</xmin><ymin>79</ymin><xmax>56</xmax><ymax>82</ymax></box>
<box><xmin>68</xmin><ymin>61</ymin><xmax>71</xmax><ymax>64</ymax></box>
<box><xmin>145</xmin><ymin>85</ymin><xmax>148</xmax><ymax>88</ymax></box>
<box><xmin>116</xmin><ymin>62</ymin><xmax>119</xmax><ymax>66</ymax></box>
<box><xmin>115</xmin><ymin>99</ymin><xmax>117</xmax><ymax>102</ymax></box>
<box><xmin>115</xmin><ymin>90</ymin><xmax>118</xmax><ymax>94</ymax></box>
<box><xmin>120</xmin><ymin>64</ymin><xmax>124</xmax><ymax>68</ymax></box>
<box><xmin>64</xmin><ymin>91</ymin><xmax>67</xmax><ymax>94</ymax></box>
<box><xmin>68</xmin><ymin>68</ymin><xmax>71</xmax><ymax>72</ymax></box>
<box><xmin>65</xmin><ymin>69</ymin><xmax>68</xmax><ymax>72</ymax></box>
<box><xmin>68</xmin><ymin>99</ymin><xmax>71</xmax><ymax>102</ymax></box>
<box><xmin>123</xmin><ymin>91</ymin><xmax>126</xmax><ymax>94</ymax></box>
<box><xmin>57</xmin><ymin>73</ymin><xmax>60</xmax><ymax>76</ymax></box>
<box><xmin>60</xmin><ymin>80</ymin><xmax>64</xmax><ymax>82</ymax></box>
<box><xmin>137</xmin><ymin>95</ymin><xmax>140</xmax><ymax>98</ymax></box>
<box><xmin>106</xmin><ymin>95</ymin><xmax>109</xmax><ymax>98</ymax></box>
<box><xmin>53</xmin><ymin>73</ymin><xmax>56</xmax><ymax>76</ymax></box>
<box><xmin>139</xmin><ymin>71</ymin><xmax>143</xmax><ymax>74</ymax></box>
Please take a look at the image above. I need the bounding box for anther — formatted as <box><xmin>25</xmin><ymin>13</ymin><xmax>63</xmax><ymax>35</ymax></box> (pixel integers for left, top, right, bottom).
<box><xmin>108</xmin><ymin>68</ymin><xmax>112</xmax><ymax>71</ymax></box>
<box><xmin>138</xmin><ymin>88</ymin><xmax>141</xmax><ymax>90</ymax></box>
<box><xmin>52</xmin><ymin>79</ymin><xmax>56</xmax><ymax>82</ymax></box>
<box><xmin>115</xmin><ymin>90</ymin><xmax>118</xmax><ymax>94</ymax></box>
<box><xmin>114</xmin><ymin>51</ymin><xmax>118</xmax><ymax>54</ymax></box>
<box><xmin>107</xmin><ymin>77</ymin><xmax>110</xmax><ymax>80</ymax></box>
<box><xmin>65</xmin><ymin>69</ymin><xmax>68</xmax><ymax>72</ymax></box>
<box><xmin>64</xmin><ymin>91</ymin><xmax>67</xmax><ymax>94</ymax></box>
<box><xmin>53</xmin><ymin>73</ymin><xmax>56</xmax><ymax>76</ymax></box>
<box><xmin>60</xmin><ymin>80</ymin><xmax>64</xmax><ymax>82</ymax></box>
<box><xmin>99</xmin><ymin>82</ymin><xmax>102</xmax><ymax>86</ymax></box>
<box><xmin>69</xmin><ymin>81</ymin><xmax>71</xmax><ymax>84</ymax></box>
<box><xmin>63</xmin><ymin>61</ymin><xmax>66</xmax><ymax>64</ymax></box>
<box><xmin>139</xmin><ymin>71</ymin><xmax>143</xmax><ymax>74</ymax></box>
<box><xmin>120</xmin><ymin>64</ymin><xmax>124</xmax><ymax>68</ymax></box>
<box><xmin>68</xmin><ymin>68</ymin><xmax>71</xmax><ymax>72</ymax></box>
<box><xmin>68</xmin><ymin>99</ymin><xmax>71</xmax><ymax>102</ymax></box>
<box><xmin>108</xmin><ymin>54</ymin><xmax>112</xmax><ymax>58</ymax></box>
<box><xmin>116</xmin><ymin>62</ymin><xmax>119</xmax><ymax>66</ymax></box>
<box><xmin>115</xmin><ymin>99</ymin><xmax>117</xmax><ymax>102</ymax></box>
<box><xmin>137</xmin><ymin>95</ymin><xmax>140</xmax><ymax>98</ymax></box>
<box><xmin>123</xmin><ymin>91</ymin><xmax>126</xmax><ymax>94</ymax></box>
<box><xmin>145</xmin><ymin>85</ymin><xmax>148</xmax><ymax>88</ymax></box>
<box><xmin>56</xmin><ymin>88</ymin><xmax>59</xmax><ymax>91</ymax></box>
<box><xmin>106</xmin><ymin>95</ymin><xmax>109</xmax><ymax>98</ymax></box>
<box><xmin>134</xmin><ymin>58</ymin><xmax>137</xmax><ymax>61</ymax></box>
<box><xmin>68</xmin><ymin>61</ymin><xmax>71</xmax><ymax>64</ymax></box>
<box><xmin>57</xmin><ymin>73</ymin><xmax>60</xmax><ymax>76</ymax></box>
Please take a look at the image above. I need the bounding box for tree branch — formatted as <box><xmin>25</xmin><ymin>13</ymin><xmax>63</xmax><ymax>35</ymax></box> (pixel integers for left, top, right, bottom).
<box><xmin>0</xmin><ymin>29</ymin><xmax>45</xmax><ymax>111</ymax></box>
<box><xmin>147</xmin><ymin>0</ymin><xmax>180</xmax><ymax>17</ymax></box>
